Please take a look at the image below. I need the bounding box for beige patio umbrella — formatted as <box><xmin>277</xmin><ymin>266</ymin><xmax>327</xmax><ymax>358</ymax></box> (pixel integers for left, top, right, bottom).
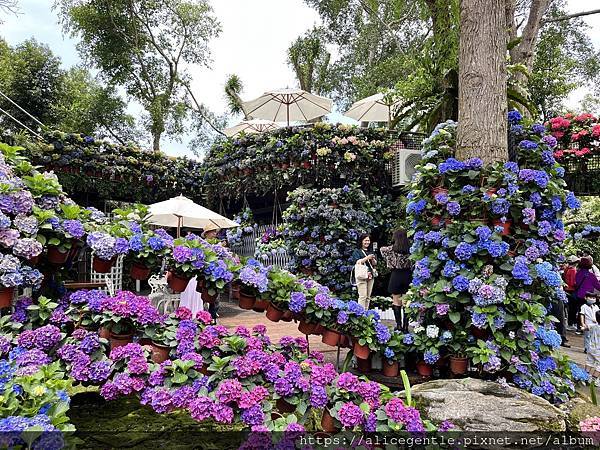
<box><xmin>344</xmin><ymin>93</ymin><xmax>401</xmax><ymax>126</ymax></box>
<box><xmin>223</xmin><ymin>119</ymin><xmax>280</xmax><ymax>137</ymax></box>
<box><xmin>146</xmin><ymin>195</ymin><xmax>239</xmax><ymax>238</ymax></box>
<box><xmin>242</xmin><ymin>88</ymin><xmax>333</xmax><ymax>126</ymax></box>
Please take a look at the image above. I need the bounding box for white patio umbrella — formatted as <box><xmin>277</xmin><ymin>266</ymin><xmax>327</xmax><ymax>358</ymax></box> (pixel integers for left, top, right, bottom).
<box><xmin>344</xmin><ymin>93</ymin><xmax>401</xmax><ymax>125</ymax></box>
<box><xmin>242</xmin><ymin>88</ymin><xmax>333</xmax><ymax>126</ymax></box>
<box><xmin>146</xmin><ymin>195</ymin><xmax>238</xmax><ymax>238</ymax></box>
<box><xmin>223</xmin><ymin>119</ymin><xmax>280</xmax><ymax>137</ymax></box>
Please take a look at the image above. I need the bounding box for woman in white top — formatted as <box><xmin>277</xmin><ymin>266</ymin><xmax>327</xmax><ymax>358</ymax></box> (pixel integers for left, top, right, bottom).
<box><xmin>580</xmin><ymin>294</ymin><xmax>599</xmax><ymax>353</ymax></box>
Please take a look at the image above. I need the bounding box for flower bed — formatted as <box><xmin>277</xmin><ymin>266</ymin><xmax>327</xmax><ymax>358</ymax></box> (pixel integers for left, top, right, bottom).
<box><xmin>403</xmin><ymin>113</ymin><xmax>588</xmax><ymax>401</ymax></box>
<box><xmin>0</xmin><ymin>130</ymin><xmax>203</xmax><ymax>204</ymax></box>
<box><xmin>1</xmin><ymin>290</ymin><xmax>446</xmax><ymax>437</ymax></box>
<box><xmin>202</xmin><ymin>123</ymin><xmax>424</xmax><ymax>205</ymax></box>
<box><xmin>546</xmin><ymin>113</ymin><xmax>600</xmax><ymax>195</ymax></box>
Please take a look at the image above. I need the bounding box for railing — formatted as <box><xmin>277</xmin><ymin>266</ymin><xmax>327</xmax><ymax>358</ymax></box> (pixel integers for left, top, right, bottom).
<box><xmin>231</xmin><ymin>224</ymin><xmax>294</xmax><ymax>269</ymax></box>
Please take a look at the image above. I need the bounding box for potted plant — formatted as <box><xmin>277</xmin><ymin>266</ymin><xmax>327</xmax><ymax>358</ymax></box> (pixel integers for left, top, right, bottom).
<box><xmin>264</xmin><ymin>268</ymin><xmax>296</xmax><ymax>322</ymax></box>
<box><xmin>128</xmin><ymin>228</ymin><xmax>170</xmax><ymax>281</ymax></box>
<box><xmin>448</xmin><ymin>329</ymin><xmax>469</xmax><ymax>375</ymax></box>
<box><xmin>236</xmin><ymin>259</ymin><xmax>269</xmax><ymax>310</ymax></box>
<box><xmin>412</xmin><ymin>323</ymin><xmax>442</xmax><ymax>377</ymax></box>
<box><xmin>381</xmin><ymin>331</ymin><xmax>407</xmax><ymax>377</ymax></box>
<box><xmin>87</xmin><ymin>231</ymin><xmax>127</xmax><ymax>273</ymax></box>
<box><xmin>165</xmin><ymin>239</ymin><xmax>200</xmax><ymax>293</ymax></box>
<box><xmin>143</xmin><ymin>313</ymin><xmax>178</xmax><ymax>363</ymax></box>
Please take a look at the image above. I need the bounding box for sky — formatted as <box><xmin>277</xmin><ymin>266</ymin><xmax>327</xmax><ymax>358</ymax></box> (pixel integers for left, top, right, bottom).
<box><xmin>1</xmin><ymin>0</ymin><xmax>600</xmax><ymax>158</ymax></box>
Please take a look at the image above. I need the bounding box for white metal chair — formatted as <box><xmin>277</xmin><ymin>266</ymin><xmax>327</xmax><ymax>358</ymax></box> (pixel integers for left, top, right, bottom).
<box><xmin>148</xmin><ymin>273</ymin><xmax>180</xmax><ymax>314</ymax></box>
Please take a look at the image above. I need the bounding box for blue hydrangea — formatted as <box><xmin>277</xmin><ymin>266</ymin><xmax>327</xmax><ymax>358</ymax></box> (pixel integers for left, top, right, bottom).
<box><xmin>565</xmin><ymin>191</ymin><xmax>581</xmax><ymax>210</ymax></box>
<box><xmin>491</xmin><ymin>198</ymin><xmax>510</xmax><ymax>215</ymax></box>
<box><xmin>439</xmin><ymin>158</ymin><xmax>466</xmax><ymax>174</ymax></box>
<box><xmin>535</xmin><ymin>262</ymin><xmax>562</xmax><ymax>287</ymax></box>
<box><xmin>507</xmin><ymin>110</ymin><xmax>522</xmax><ymax>124</ymax></box>
<box><xmin>504</xmin><ymin>161</ymin><xmax>519</xmax><ymax>173</ymax></box>
<box><xmin>537</xmin><ymin>220</ymin><xmax>552</xmax><ymax>237</ymax></box>
<box><xmin>541</xmin><ymin>150</ymin><xmax>555</xmax><ymax>165</ymax></box>
<box><xmin>375</xmin><ymin>323</ymin><xmax>391</xmax><ymax>344</ymax></box>
<box><xmin>512</xmin><ymin>256</ymin><xmax>533</xmax><ymax>285</ymax></box>
<box><xmin>452</xmin><ymin>275</ymin><xmax>470</xmax><ymax>292</ymax></box>
<box><xmin>289</xmin><ymin>292</ymin><xmax>307</xmax><ymax>313</ymax></box>
<box><xmin>424</xmin><ymin>231</ymin><xmax>443</xmax><ymax>245</ymax></box>
<box><xmin>555</xmin><ymin>167</ymin><xmax>565</xmax><ymax>178</ymax></box>
<box><xmin>519</xmin><ymin>140</ymin><xmax>538</xmax><ymax>150</ymax></box>
<box><xmin>462</xmin><ymin>185</ymin><xmax>476</xmax><ymax>194</ymax></box>
<box><xmin>402</xmin><ymin>334</ymin><xmax>414</xmax><ymax>345</ymax></box>
<box><xmin>384</xmin><ymin>348</ymin><xmax>394</xmax><ymax>359</ymax></box>
<box><xmin>475</xmin><ymin>226</ymin><xmax>492</xmax><ymax>241</ymax></box>
<box><xmin>406</xmin><ymin>199</ymin><xmax>427</xmax><ymax>215</ymax></box>
<box><xmin>447</xmin><ymin>201</ymin><xmax>461</xmax><ymax>216</ymax></box>
<box><xmin>531</xmin><ymin>123</ymin><xmax>545</xmax><ymax>135</ymax></box>
<box><xmin>442</xmin><ymin>260</ymin><xmax>460</xmax><ymax>278</ymax></box>
<box><xmin>535</xmin><ymin>327</ymin><xmax>561</xmax><ymax>349</ymax></box>
<box><xmin>454</xmin><ymin>242</ymin><xmax>475</xmax><ymax>261</ymax></box>
<box><xmin>471</xmin><ymin>312</ymin><xmax>487</xmax><ymax>329</ymax></box>
<box><xmin>569</xmin><ymin>363</ymin><xmax>590</xmax><ymax>382</ymax></box>
<box><xmin>423</xmin><ymin>350</ymin><xmax>439</xmax><ymax>364</ymax></box>
<box><xmin>536</xmin><ymin>356</ymin><xmax>557</xmax><ymax>374</ymax></box>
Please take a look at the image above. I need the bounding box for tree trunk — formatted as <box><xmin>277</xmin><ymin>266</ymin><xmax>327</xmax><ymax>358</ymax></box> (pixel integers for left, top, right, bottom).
<box><xmin>152</xmin><ymin>132</ymin><xmax>161</xmax><ymax>152</ymax></box>
<box><xmin>509</xmin><ymin>0</ymin><xmax>551</xmax><ymax>84</ymax></box>
<box><xmin>456</xmin><ymin>0</ymin><xmax>507</xmax><ymax>164</ymax></box>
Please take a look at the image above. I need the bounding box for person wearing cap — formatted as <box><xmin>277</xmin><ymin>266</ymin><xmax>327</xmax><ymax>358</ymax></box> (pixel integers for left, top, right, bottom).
<box><xmin>564</xmin><ymin>255</ymin><xmax>579</xmax><ymax>330</ymax></box>
<box><xmin>202</xmin><ymin>225</ymin><xmax>220</xmax><ymax>242</ymax></box>
<box><xmin>580</xmin><ymin>294</ymin><xmax>599</xmax><ymax>353</ymax></box>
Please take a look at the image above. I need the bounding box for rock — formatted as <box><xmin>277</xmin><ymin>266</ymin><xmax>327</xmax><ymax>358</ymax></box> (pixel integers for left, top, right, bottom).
<box><xmin>559</xmin><ymin>397</ymin><xmax>600</xmax><ymax>431</ymax></box>
<box><xmin>411</xmin><ymin>378</ymin><xmax>566</xmax><ymax>432</ymax></box>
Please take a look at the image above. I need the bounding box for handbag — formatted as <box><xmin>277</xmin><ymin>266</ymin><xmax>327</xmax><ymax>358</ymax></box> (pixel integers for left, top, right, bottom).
<box><xmin>353</xmin><ymin>262</ymin><xmax>370</xmax><ymax>282</ymax></box>
<box><xmin>363</xmin><ymin>250</ymin><xmax>378</xmax><ymax>278</ymax></box>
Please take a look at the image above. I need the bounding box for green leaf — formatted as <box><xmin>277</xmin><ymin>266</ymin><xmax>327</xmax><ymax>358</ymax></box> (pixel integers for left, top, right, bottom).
<box><xmin>448</xmin><ymin>312</ymin><xmax>460</xmax><ymax>324</ymax></box>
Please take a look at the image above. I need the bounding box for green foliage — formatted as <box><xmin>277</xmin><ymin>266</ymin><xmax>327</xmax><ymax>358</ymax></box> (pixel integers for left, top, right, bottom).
<box><xmin>528</xmin><ymin>0</ymin><xmax>600</xmax><ymax>120</ymax></box>
<box><xmin>287</xmin><ymin>26</ymin><xmax>331</xmax><ymax>95</ymax></box>
<box><xmin>0</xmin><ymin>38</ymin><xmax>135</xmax><ymax>140</ymax></box>
<box><xmin>56</xmin><ymin>0</ymin><xmax>221</xmax><ymax>150</ymax></box>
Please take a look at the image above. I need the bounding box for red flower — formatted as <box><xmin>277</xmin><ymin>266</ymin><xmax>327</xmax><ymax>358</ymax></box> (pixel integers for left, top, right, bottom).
<box><xmin>553</xmin><ymin>150</ymin><xmax>564</xmax><ymax>159</ymax></box>
<box><xmin>574</xmin><ymin>148</ymin><xmax>591</xmax><ymax>157</ymax></box>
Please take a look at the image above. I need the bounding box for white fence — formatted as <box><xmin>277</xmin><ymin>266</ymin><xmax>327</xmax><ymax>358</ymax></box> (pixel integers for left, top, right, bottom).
<box><xmin>231</xmin><ymin>224</ymin><xmax>294</xmax><ymax>269</ymax></box>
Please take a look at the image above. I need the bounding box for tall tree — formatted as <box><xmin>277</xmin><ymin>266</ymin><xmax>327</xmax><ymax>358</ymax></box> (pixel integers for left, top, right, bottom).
<box><xmin>0</xmin><ymin>38</ymin><xmax>136</xmax><ymax>140</ymax></box>
<box><xmin>56</xmin><ymin>0</ymin><xmax>221</xmax><ymax>151</ymax></box>
<box><xmin>456</xmin><ymin>0</ymin><xmax>507</xmax><ymax>163</ymax></box>
<box><xmin>287</xmin><ymin>27</ymin><xmax>331</xmax><ymax>94</ymax></box>
<box><xmin>0</xmin><ymin>39</ymin><xmax>63</xmax><ymax>130</ymax></box>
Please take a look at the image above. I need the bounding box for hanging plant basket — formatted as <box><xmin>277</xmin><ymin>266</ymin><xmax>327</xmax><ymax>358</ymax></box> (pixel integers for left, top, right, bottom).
<box><xmin>266</xmin><ymin>303</ymin><xmax>284</xmax><ymax>322</ymax></box>
<box><xmin>353</xmin><ymin>342</ymin><xmax>370</xmax><ymax>360</ymax></box>
<box><xmin>201</xmin><ymin>286</ymin><xmax>218</xmax><ymax>304</ymax></box>
<box><xmin>321</xmin><ymin>329</ymin><xmax>341</xmax><ymax>347</ymax></box>
<box><xmin>298</xmin><ymin>320</ymin><xmax>319</xmax><ymax>335</ymax></box>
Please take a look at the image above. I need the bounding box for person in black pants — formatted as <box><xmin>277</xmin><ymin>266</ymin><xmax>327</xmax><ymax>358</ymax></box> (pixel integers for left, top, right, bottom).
<box><xmin>380</xmin><ymin>229</ymin><xmax>412</xmax><ymax>331</ymax></box>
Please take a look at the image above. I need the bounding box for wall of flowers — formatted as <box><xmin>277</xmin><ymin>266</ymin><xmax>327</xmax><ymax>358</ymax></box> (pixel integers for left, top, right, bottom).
<box><xmin>0</xmin><ymin>130</ymin><xmax>204</xmax><ymax>206</ymax></box>
<box><xmin>547</xmin><ymin>113</ymin><xmax>600</xmax><ymax>195</ymax></box>
<box><xmin>202</xmin><ymin>123</ymin><xmax>424</xmax><ymax>209</ymax></box>
<box><xmin>403</xmin><ymin>113</ymin><xmax>587</xmax><ymax>401</ymax></box>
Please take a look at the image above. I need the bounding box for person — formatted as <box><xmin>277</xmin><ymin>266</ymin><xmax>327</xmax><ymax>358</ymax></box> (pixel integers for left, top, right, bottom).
<box><xmin>585</xmin><ymin>309</ymin><xmax>600</xmax><ymax>379</ymax></box>
<box><xmin>351</xmin><ymin>234</ymin><xmax>377</xmax><ymax>309</ymax></box>
<box><xmin>380</xmin><ymin>229</ymin><xmax>412</xmax><ymax>331</ymax></box>
<box><xmin>580</xmin><ymin>294</ymin><xmax>599</xmax><ymax>354</ymax></box>
<box><xmin>574</xmin><ymin>257</ymin><xmax>600</xmax><ymax>334</ymax></box>
<box><xmin>564</xmin><ymin>255</ymin><xmax>579</xmax><ymax>330</ymax></box>
<box><xmin>586</xmin><ymin>254</ymin><xmax>600</xmax><ymax>279</ymax></box>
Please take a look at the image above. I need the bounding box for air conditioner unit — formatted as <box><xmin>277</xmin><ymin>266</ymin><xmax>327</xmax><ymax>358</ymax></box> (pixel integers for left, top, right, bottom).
<box><xmin>392</xmin><ymin>148</ymin><xmax>421</xmax><ymax>186</ymax></box>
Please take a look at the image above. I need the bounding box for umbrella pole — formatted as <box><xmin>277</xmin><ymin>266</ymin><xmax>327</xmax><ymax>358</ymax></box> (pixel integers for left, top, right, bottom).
<box><xmin>177</xmin><ymin>216</ymin><xmax>181</xmax><ymax>238</ymax></box>
<box><xmin>287</xmin><ymin>102</ymin><xmax>290</xmax><ymax>127</ymax></box>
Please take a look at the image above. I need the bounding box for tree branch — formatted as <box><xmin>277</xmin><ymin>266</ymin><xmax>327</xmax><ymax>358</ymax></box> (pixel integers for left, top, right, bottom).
<box><xmin>541</xmin><ymin>8</ymin><xmax>600</xmax><ymax>24</ymax></box>
<box><xmin>183</xmin><ymin>82</ymin><xmax>225</xmax><ymax>136</ymax></box>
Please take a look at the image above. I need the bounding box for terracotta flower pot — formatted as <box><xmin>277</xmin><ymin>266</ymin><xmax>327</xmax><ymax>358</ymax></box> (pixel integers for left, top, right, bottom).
<box><xmin>416</xmin><ymin>361</ymin><xmax>433</xmax><ymax>377</ymax></box>
<box><xmin>492</xmin><ymin>219</ymin><xmax>511</xmax><ymax>236</ymax></box>
<box><xmin>252</xmin><ymin>298</ymin><xmax>269</xmax><ymax>313</ymax></box>
<box><xmin>430</xmin><ymin>215</ymin><xmax>442</xmax><ymax>227</ymax></box>
<box><xmin>28</xmin><ymin>255</ymin><xmax>40</xmax><ymax>266</ymax></box>
<box><xmin>168</xmin><ymin>272</ymin><xmax>191</xmax><ymax>293</ymax></box>
<box><xmin>98</xmin><ymin>327</ymin><xmax>110</xmax><ymax>339</ymax></box>
<box><xmin>301</xmin><ymin>161</ymin><xmax>312</xmax><ymax>169</ymax></box>
<box><xmin>276</xmin><ymin>398</ymin><xmax>296</xmax><ymax>414</ymax></box>
<box><xmin>353</xmin><ymin>342</ymin><xmax>370</xmax><ymax>360</ymax></box>
<box><xmin>108</xmin><ymin>331</ymin><xmax>134</xmax><ymax>350</ymax></box>
<box><xmin>195</xmin><ymin>277</ymin><xmax>205</xmax><ymax>293</ymax></box>
<box><xmin>130</xmin><ymin>263</ymin><xmax>151</xmax><ymax>280</ymax></box>
<box><xmin>449</xmin><ymin>356</ymin><xmax>469</xmax><ymax>375</ymax></box>
<box><xmin>266</xmin><ymin>303</ymin><xmax>284</xmax><ymax>322</ymax></box>
<box><xmin>47</xmin><ymin>245</ymin><xmax>70</xmax><ymax>265</ymax></box>
<box><xmin>339</xmin><ymin>334</ymin><xmax>351</xmax><ymax>348</ymax></box>
<box><xmin>321</xmin><ymin>329</ymin><xmax>341</xmax><ymax>347</ymax></box>
<box><xmin>356</xmin><ymin>356</ymin><xmax>371</xmax><ymax>373</ymax></box>
<box><xmin>0</xmin><ymin>287</ymin><xmax>14</xmax><ymax>308</ymax></box>
<box><xmin>93</xmin><ymin>256</ymin><xmax>116</xmax><ymax>273</ymax></box>
<box><xmin>281</xmin><ymin>310</ymin><xmax>294</xmax><ymax>322</ymax></box>
<box><xmin>231</xmin><ymin>283</ymin><xmax>241</xmax><ymax>301</ymax></box>
<box><xmin>238</xmin><ymin>290</ymin><xmax>256</xmax><ymax>310</ymax></box>
<box><xmin>201</xmin><ymin>286</ymin><xmax>218</xmax><ymax>304</ymax></box>
<box><xmin>382</xmin><ymin>359</ymin><xmax>399</xmax><ymax>377</ymax></box>
<box><xmin>321</xmin><ymin>410</ymin><xmax>340</xmax><ymax>433</ymax></box>
<box><xmin>298</xmin><ymin>320</ymin><xmax>319</xmax><ymax>335</ymax></box>
<box><xmin>150</xmin><ymin>342</ymin><xmax>171</xmax><ymax>364</ymax></box>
